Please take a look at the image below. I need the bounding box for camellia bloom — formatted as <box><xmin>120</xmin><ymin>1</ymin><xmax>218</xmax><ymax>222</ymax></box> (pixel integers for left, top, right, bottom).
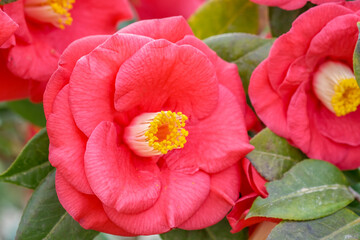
<box><xmin>250</xmin><ymin>0</ymin><xmax>344</xmax><ymax>10</ymax></box>
<box><xmin>249</xmin><ymin>2</ymin><xmax>360</xmax><ymax>169</ymax></box>
<box><xmin>131</xmin><ymin>0</ymin><xmax>205</xmax><ymax>20</ymax></box>
<box><xmin>0</xmin><ymin>0</ymin><xmax>132</xmax><ymax>102</ymax></box>
<box><xmin>44</xmin><ymin>17</ymin><xmax>254</xmax><ymax>235</ymax></box>
<box><xmin>227</xmin><ymin>159</ymin><xmax>280</xmax><ymax>235</ymax></box>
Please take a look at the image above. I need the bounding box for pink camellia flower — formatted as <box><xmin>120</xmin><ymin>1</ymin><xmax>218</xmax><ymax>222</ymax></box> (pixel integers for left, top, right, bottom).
<box><xmin>250</xmin><ymin>0</ymin><xmax>344</xmax><ymax>10</ymax></box>
<box><xmin>131</xmin><ymin>0</ymin><xmax>205</xmax><ymax>20</ymax></box>
<box><xmin>44</xmin><ymin>16</ymin><xmax>254</xmax><ymax>235</ymax></box>
<box><xmin>227</xmin><ymin>159</ymin><xmax>280</xmax><ymax>235</ymax></box>
<box><xmin>0</xmin><ymin>0</ymin><xmax>132</xmax><ymax>102</ymax></box>
<box><xmin>249</xmin><ymin>1</ymin><xmax>360</xmax><ymax>169</ymax></box>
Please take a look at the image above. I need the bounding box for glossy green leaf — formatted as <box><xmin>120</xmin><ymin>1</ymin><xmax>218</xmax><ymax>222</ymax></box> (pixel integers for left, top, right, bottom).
<box><xmin>246</xmin><ymin>128</ymin><xmax>306</xmax><ymax>181</ymax></box>
<box><xmin>269</xmin><ymin>3</ymin><xmax>315</xmax><ymax>37</ymax></box>
<box><xmin>0</xmin><ymin>128</ymin><xmax>53</xmax><ymax>189</ymax></box>
<box><xmin>0</xmin><ymin>0</ymin><xmax>17</xmax><ymax>5</ymax></box>
<box><xmin>267</xmin><ymin>209</ymin><xmax>360</xmax><ymax>240</ymax></box>
<box><xmin>353</xmin><ymin>22</ymin><xmax>360</xmax><ymax>86</ymax></box>
<box><xmin>160</xmin><ymin>219</ymin><xmax>247</xmax><ymax>240</ymax></box>
<box><xmin>247</xmin><ymin>159</ymin><xmax>354</xmax><ymax>220</ymax></box>
<box><xmin>188</xmin><ymin>0</ymin><xmax>258</xmax><ymax>40</ymax></box>
<box><xmin>16</xmin><ymin>171</ymin><xmax>99</xmax><ymax>240</ymax></box>
<box><xmin>7</xmin><ymin>99</ymin><xmax>46</xmax><ymax>127</ymax></box>
<box><xmin>204</xmin><ymin>33</ymin><xmax>274</xmax><ymax>95</ymax></box>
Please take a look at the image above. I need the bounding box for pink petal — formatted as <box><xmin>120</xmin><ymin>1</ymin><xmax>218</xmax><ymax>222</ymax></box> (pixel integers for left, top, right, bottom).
<box><xmin>35</xmin><ymin>0</ymin><xmax>133</xmax><ymax>53</ymax></box>
<box><xmin>166</xmin><ymin>86</ymin><xmax>253</xmax><ymax>174</ymax></box>
<box><xmin>133</xmin><ymin>0</ymin><xmax>205</xmax><ymax>19</ymax></box>
<box><xmin>43</xmin><ymin>35</ymin><xmax>109</xmax><ymax>118</ymax></box>
<box><xmin>104</xmin><ymin>167</ymin><xmax>210</xmax><ymax>235</ymax></box>
<box><xmin>249</xmin><ymin>60</ymin><xmax>289</xmax><ymax>138</ymax></box>
<box><xmin>227</xmin><ymin>193</ymin><xmax>279</xmax><ymax>233</ymax></box>
<box><xmin>306</xmin><ymin>14</ymin><xmax>360</xmax><ymax>69</ymax></box>
<box><xmin>250</xmin><ymin>0</ymin><xmax>306</xmax><ymax>10</ymax></box>
<box><xmin>6</xmin><ymin>39</ymin><xmax>59</xmax><ymax>82</ymax></box>
<box><xmin>179</xmin><ymin>164</ymin><xmax>241</xmax><ymax>230</ymax></box>
<box><xmin>114</xmin><ymin>39</ymin><xmax>219</xmax><ymax>120</ymax></box>
<box><xmin>176</xmin><ymin>35</ymin><xmax>248</xmax><ymax>112</ymax></box>
<box><xmin>119</xmin><ymin>16</ymin><xmax>193</xmax><ymax>43</ymax></box>
<box><xmin>242</xmin><ymin>158</ymin><xmax>267</xmax><ymax>198</ymax></box>
<box><xmin>267</xmin><ymin>4</ymin><xmax>352</xmax><ymax>89</ymax></box>
<box><xmin>69</xmin><ymin>33</ymin><xmax>152</xmax><ymax>136</ymax></box>
<box><xmin>313</xmin><ymin>102</ymin><xmax>360</xmax><ymax>147</ymax></box>
<box><xmin>47</xmin><ymin>85</ymin><xmax>92</xmax><ymax>194</ymax></box>
<box><xmin>0</xmin><ymin>9</ymin><xmax>18</xmax><ymax>46</ymax></box>
<box><xmin>56</xmin><ymin>172</ymin><xmax>134</xmax><ymax>236</ymax></box>
<box><xmin>3</xmin><ymin>1</ymin><xmax>32</xmax><ymax>43</ymax></box>
<box><xmin>0</xmin><ymin>56</ymin><xmax>29</xmax><ymax>101</ymax></box>
<box><xmin>84</xmin><ymin>121</ymin><xmax>161</xmax><ymax>214</ymax></box>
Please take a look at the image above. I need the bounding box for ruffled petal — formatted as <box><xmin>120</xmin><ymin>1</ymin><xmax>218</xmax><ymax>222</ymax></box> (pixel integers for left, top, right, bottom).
<box><xmin>267</xmin><ymin>4</ymin><xmax>352</xmax><ymax>89</ymax></box>
<box><xmin>242</xmin><ymin>158</ymin><xmax>267</xmax><ymax>198</ymax></box>
<box><xmin>166</xmin><ymin>86</ymin><xmax>253</xmax><ymax>174</ymax></box>
<box><xmin>114</xmin><ymin>39</ymin><xmax>219</xmax><ymax>120</ymax></box>
<box><xmin>47</xmin><ymin>85</ymin><xmax>92</xmax><ymax>194</ymax></box>
<box><xmin>44</xmin><ymin>35</ymin><xmax>109</xmax><ymax>117</ymax></box>
<box><xmin>306</xmin><ymin>14</ymin><xmax>360</xmax><ymax>68</ymax></box>
<box><xmin>227</xmin><ymin>193</ymin><xmax>279</xmax><ymax>233</ymax></box>
<box><xmin>104</xmin><ymin>167</ymin><xmax>210</xmax><ymax>235</ymax></box>
<box><xmin>84</xmin><ymin>121</ymin><xmax>161</xmax><ymax>214</ymax></box>
<box><xmin>69</xmin><ymin>33</ymin><xmax>152</xmax><ymax>136</ymax></box>
<box><xmin>133</xmin><ymin>0</ymin><xmax>205</xmax><ymax>19</ymax></box>
<box><xmin>179</xmin><ymin>164</ymin><xmax>241</xmax><ymax>230</ymax></box>
<box><xmin>249</xmin><ymin>60</ymin><xmax>289</xmax><ymax>138</ymax></box>
<box><xmin>119</xmin><ymin>16</ymin><xmax>193</xmax><ymax>43</ymax></box>
<box><xmin>0</xmin><ymin>9</ymin><xmax>18</xmax><ymax>46</ymax></box>
<box><xmin>56</xmin><ymin>172</ymin><xmax>134</xmax><ymax>236</ymax></box>
<box><xmin>0</xmin><ymin>56</ymin><xmax>29</xmax><ymax>101</ymax></box>
<box><xmin>37</xmin><ymin>0</ymin><xmax>132</xmax><ymax>53</ymax></box>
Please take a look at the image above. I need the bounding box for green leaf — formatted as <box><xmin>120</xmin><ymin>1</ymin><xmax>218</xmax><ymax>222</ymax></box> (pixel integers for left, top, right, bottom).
<box><xmin>247</xmin><ymin>159</ymin><xmax>354</xmax><ymax>220</ymax></box>
<box><xmin>353</xmin><ymin>22</ymin><xmax>360</xmax><ymax>86</ymax></box>
<box><xmin>246</xmin><ymin>128</ymin><xmax>306</xmax><ymax>181</ymax></box>
<box><xmin>269</xmin><ymin>3</ymin><xmax>315</xmax><ymax>37</ymax></box>
<box><xmin>267</xmin><ymin>209</ymin><xmax>360</xmax><ymax>240</ymax></box>
<box><xmin>160</xmin><ymin>218</ymin><xmax>248</xmax><ymax>240</ymax></box>
<box><xmin>188</xmin><ymin>0</ymin><xmax>258</xmax><ymax>40</ymax></box>
<box><xmin>204</xmin><ymin>33</ymin><xmax>274</xmax><ymax>95</ymax></box>
<box><xmin>0</xmin><ymin>0</ymin><xmax>18</xmax><ymax>5</ymax></box>
<box><xmin>6</xmin><ymin>99</ymin><xmax>46</xmax><ymax>127</ymax></box>
<box><xmin>16</xmin><ymin>171</ymin><xmax>99</xmax><ymax>240</ymax></box>
<box><xmin>0</xmin><ymin>128</ymin><xmax>53</xmax><ymax>189</ymax></box>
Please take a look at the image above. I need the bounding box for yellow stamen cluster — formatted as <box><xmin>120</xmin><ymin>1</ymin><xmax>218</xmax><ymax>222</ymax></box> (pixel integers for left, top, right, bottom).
<box><xmin>331</xmin><ymin>78</ymin><xmax>360</xmax><ymax>117</ymax></box>
<box><xmin>144</xmin><ymin>111</ymin><xmax>188</xmax><ymax>155</ymax></box>
<box><xmin>24</xmin><ymin>0</ymin><xmax>75</xmax><ymax>29</ymax></box>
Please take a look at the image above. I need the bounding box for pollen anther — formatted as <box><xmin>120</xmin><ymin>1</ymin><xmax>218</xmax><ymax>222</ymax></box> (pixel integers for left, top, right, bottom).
<box><xmin>313</xmin><ymin>61</ymin><xmax>360</xmax><ymax>117</ymax></box>
<box><xmin>125</xmin><ymin>111</ymin><xmax>189</xmax><ymax>157</ymax></box>
<box><xmin>24</xmin><ymin>0</ymin><xmax>75</xmax><ymax>29</ymax></box>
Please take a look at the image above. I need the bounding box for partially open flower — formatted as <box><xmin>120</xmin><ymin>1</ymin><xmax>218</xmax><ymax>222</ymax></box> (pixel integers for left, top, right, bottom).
<box><xmin>44</xmin><ymin>17</ymin><xmax>254</xmax><ymax>235</ymax></box>
<box><xmin>0</xmin><ymin>0</ymin><xmax>132</xmax><ymax>102</ymax></box>
<box><xmin>249</xmin><ymin>1</ymin><xmax>360</xmax><ymax>169</ymax></box>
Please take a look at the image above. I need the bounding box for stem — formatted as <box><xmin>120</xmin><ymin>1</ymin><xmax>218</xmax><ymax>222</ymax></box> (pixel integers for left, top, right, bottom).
<box><xmin>349</xmin><ymin>186</ymin><xmax>360</xmax><ymax>202</ymax></box>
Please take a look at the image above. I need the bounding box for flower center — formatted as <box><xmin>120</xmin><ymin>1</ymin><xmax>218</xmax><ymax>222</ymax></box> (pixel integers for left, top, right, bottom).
<box><xmin>24</xmin><ymin>0</ymin><xmax>75</xmax><ymax>29</ymax></box>
<box><xmin>313</xmin><ymin>61</ymin><xmax>360</xmax><ymax>117</ymax></box>
<box><xmin>125</xmin><ymin>111</ymin><xmax>188</xmax><ymax>157</ymax></box>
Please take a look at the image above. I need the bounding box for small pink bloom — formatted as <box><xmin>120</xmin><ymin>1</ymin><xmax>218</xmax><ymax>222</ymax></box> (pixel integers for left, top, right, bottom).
<box><xmin>250</xmin><ymin>0</ymin><xmax>344</xmax><ymax>10</ymax></box>
<box><xmin>249</xmin><ymin>2</ymin><xmax>360</xmax><ymax>169</ymax></box>
<box><xmin>0</xmin><ymin>0</ymin><xmax>132</xmax><ymax>102</ymax></box>
<box><xmin>227</xmin><ymin>159</ymin><xmax>280</xmax><ymax>234</ymax></box>
<box><xmin>131</xmin><ymin>0</ymin><xmax>205</xmax><ymax>20</ymax></box>
<box><xmin>44</xmin><ymin>17</ymin><xmax>254</xmax><ymax>235</ymax></box>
